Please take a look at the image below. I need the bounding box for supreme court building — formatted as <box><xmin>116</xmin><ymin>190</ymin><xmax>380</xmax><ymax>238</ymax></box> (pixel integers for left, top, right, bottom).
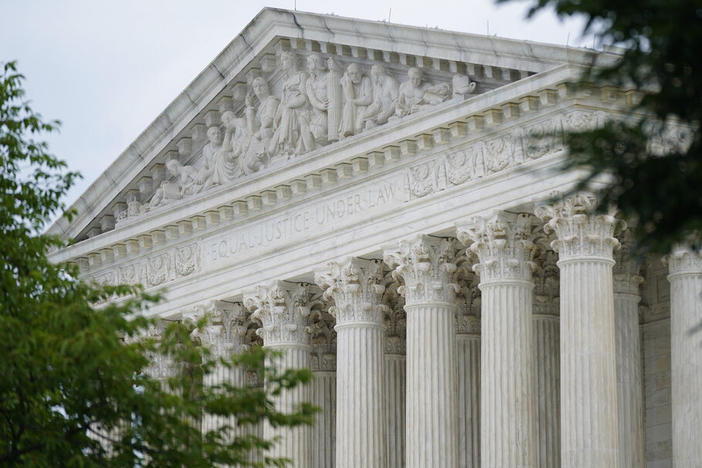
<box><xmin>48</xmin><ymin>8</ymin><xmax>701</xmax><ymax>468</ymax></box>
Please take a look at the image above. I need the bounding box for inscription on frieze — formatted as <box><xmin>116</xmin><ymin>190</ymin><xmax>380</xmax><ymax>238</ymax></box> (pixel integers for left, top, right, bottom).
<box><xmin>206</xmin><ymin>180</ymin><xmax>403</xmax><ymax>266</ymax></box>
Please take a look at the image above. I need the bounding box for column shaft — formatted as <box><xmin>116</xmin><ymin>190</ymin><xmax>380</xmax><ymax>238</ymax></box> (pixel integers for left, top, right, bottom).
<box><xmin>560</xmin><ymin>259</ymin><xmax>619</xmax><ymax>467</ymax></box>
<box><xmin>266</xmin><ymin>346</ymin><xmax>312</xmax><ymax>466</ymax></box>
<box><xmin>335</xmin><ymin>324</ymin><xmax>385</xmax><ymax>467</ymax></box>
<box><xmin>668</xmin><ymin>250</ymin><xmax>702</xmax><ymax>467</ymax></box>
<box><xmin>405</xmin><ymin>303</ymin><xmax>458</xmax><ymax>468</ymax></box>
<box><xmin>311</xmin><ymin>370</ymin><xmax>336</xmax><ymax>468</ymax></box>
<box><xmin>614</xmin><ymin>291</ymin><xmax>644</xmax><ymax>468</ymax></box>
<box><xmin>385</xmin><ymin>354</ymin><xmax>406</xmax><ymax>468</ymax></box>
<box><xmin>480</xmin><ymin>281</ymin><xmax>536</xmax><ymax>467</ymax></box>
<box><xmin>534</xmin><ymin>315</ymin><xmax>560</xmax><ymax>468</ymax></box>
<box><xmin>457</xmin><ymin>334</ymin><xmax>480</xmax><ymax>468</ymax></box>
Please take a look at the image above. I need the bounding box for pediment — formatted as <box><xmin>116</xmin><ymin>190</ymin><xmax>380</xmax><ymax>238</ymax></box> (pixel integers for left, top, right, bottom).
<box><xmin>48</xmin><ymin>8</ymin><xmax>602</xmax><ymax>243</ymax></box>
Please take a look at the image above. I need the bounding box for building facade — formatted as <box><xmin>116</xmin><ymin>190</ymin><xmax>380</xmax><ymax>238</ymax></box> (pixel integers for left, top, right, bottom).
<box><xmin>49</xmin><ymin>9</ymin><xmax>701</xmax><ymax>468</ymax></box>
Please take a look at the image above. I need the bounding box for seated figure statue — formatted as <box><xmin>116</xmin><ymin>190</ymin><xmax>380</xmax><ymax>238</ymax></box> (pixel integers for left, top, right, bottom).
<box><xmin>149</xmin><ymin>158</ymin><xmax>201</xmax><ymax>209</ymax></box>
<box><xmin>339</xmin><ymin>63</ymin><xmax>372</xmax><ymax>138</ymax></box>
<box><xmin>361</xmin><ymin>63</ymin><xmax>399</xmax><ymax>130</ymax></box>
<box><xmin>395</xmin><ymin>67</ymin><xmax>450</xmax><ymax>117</ymax></box>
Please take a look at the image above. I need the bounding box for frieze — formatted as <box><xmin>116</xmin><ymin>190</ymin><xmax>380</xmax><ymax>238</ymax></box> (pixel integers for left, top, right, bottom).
<box><xmin>88</xmin><ymin>242</ymin><xmax>201</xmax><ymax>288</ymax></box>
<box><xmin>205</xmin><ymin>180</ymin><xmax>403</xmax><ymax>266</ymax></box>
<box><xmin>407</xmin><ymin>110</ymin><xmax>604</xmax><ymax>200</ymax></box>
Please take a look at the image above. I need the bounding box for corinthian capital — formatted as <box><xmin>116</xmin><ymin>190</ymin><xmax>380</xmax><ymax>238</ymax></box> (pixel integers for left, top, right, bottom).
<box><xmin>315</xmin><ymin>258</ymin><xmax>387</xmax><ymax>326</ymax></box>
<box><xmin>535</xmin><ymin>192</ymin><xmax>620</xmax><ymax>261</ymax></box>
<box><xmin>457</xmin><ymin>211</ymin><xmax>536</xmax><ymax>283</ymax></box>
<box><xmin>196</xmin><ymin>301</ymin><xmax>248</xmax><ymax>356</ymax></box>
<box><xmin>665</xmin><ymin>246</ymin><xmax>702</xmax><ymax>277</ymax></box>
<box><xmin>243</xmin><ymin>281</ymin><xmax>311</xmax><ymax>346</ymax></box>
<box><xmin>383</xmin><ymin>235</ymin><xmax>459</xmax><ymax>304</ymax></box>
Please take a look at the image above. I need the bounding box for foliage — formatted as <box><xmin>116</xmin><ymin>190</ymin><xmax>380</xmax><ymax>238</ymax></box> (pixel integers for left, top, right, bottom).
<box><xmin>500</xmin><ymin>0</ymin><xmax>702</xmax><ymax>254</ymax></box>
<box><xmin>0</xmin><ymin>61</ymin><xmax>315</xmax><ymax>467</ymax></box>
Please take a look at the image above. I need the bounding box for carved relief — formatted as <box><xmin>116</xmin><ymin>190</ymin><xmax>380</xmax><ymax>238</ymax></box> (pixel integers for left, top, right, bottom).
<box><xmin>128</xmin><ymin>50</ymin><xmax>482</xmax><ymax>219</ymax></box>
<box><xmin>395</xmin><ymin>67</ymin><xmax>450</xmax><ymax>117</ymax></box>
<box><xmin>89</xmin><ymin>242</ymin><xmax>201</xmax><ymax>288</ymax></box>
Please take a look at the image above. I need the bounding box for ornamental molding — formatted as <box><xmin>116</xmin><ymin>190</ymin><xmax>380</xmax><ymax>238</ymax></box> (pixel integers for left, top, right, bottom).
<box><xmin>85</xmin><ymin>241</ymin><xmax>201</xmax><ymax>289</ymax></box>
<box><xmin>383</xmin><ymin>235</ymin><xmax>460</xmax><ymax>305</ymax></box>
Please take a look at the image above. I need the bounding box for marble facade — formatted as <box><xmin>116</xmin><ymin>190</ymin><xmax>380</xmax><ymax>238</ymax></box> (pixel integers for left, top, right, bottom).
<box><xmin>49</xmin><ymin>8</ymin><xmax>700</xmax><ymax>468</ymax></box>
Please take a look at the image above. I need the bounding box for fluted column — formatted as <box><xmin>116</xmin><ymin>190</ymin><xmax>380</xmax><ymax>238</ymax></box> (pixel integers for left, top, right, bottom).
<box><xmin>533</xmin><ymin>243</ymin><xmax>561</xmax><ymax>468</ymax></box>
<box><xmin>613</xmin><ymin>240</ymin><xmax>644</xmax><ymax>468</ymax></box>
<box><xmin>384</xmin><ymin>235</ymin><xmax>459</xmax><ymax>468</ymax></box>
<box><xmin>384</xmin><ymin>288</ymin><xmax>406</xmax><ymax>468</ymax></box>
<box><xmin>244</xmin><ymin>281</ymin><xmax>313</xmax><ymax>467</ymax></box>
<box><xmin>458</xmin><ymin>212</ymin><xmax>537</xmax><ymax>468</ymax></box>
<box><xmin>537</xmin><ymin>193</ymin><xmax>620</xmax><ymax>468</ymax></box>
<box><xmin>456</xmin><ymin>315</ymin><xmax>480</xmax><ymax>468</ymax></box>
<box><xmin>666</xmin><ymin>247</ymin><xmax>702</xmax><ymax>467</ymax></box>
<box><xmin>309</xmin><ymin>348</ymin><xmax>336</xmax><ymax>468</ymax></box>
<box><xmin>316</xmin><ymin>258</ymin><xmax>387</xmax><ymax>468</ymax></box>
<box><xmin>198</xmin><ymin>301</ymin><xmax>248</xmax><ymax>438</ymax></box>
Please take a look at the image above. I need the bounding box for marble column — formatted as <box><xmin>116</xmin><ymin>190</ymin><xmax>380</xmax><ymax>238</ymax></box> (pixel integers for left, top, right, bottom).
<box><xmin>316</xmin><ymin>258</ymin><xmax>387</xmax><ymax>468</ymax></box>
<box><xmin>537</xmin><ymin>193</ymin><xmax>620</xmax><ymax>468</ymax></box>
<box><xmin>310</xmin><ymin>348</ymin><xmax>336</xmax><ymax>468</ymax></box>
<box><xmin>244</xmin><ymin>281</ymin><xmax>313</xmax><ymax>467</ymax></box>
<box><xmin>458</xmin><ymin>212</ymin><xmax>537</xmax><ymax>468</ymax></box>
<box><xmin>532</xmin><ymin>243</ymin><xmax>561</xmax><ymax>468</ymax></box>
<box><xmin>198</xmin><ymin>301</ymin><xmax>248</xmax><ymax>439</ymax></box>
<box><xmin>384</xmin><ymin>235</ymin><xmax>459</xmax><ymax>468</ymax></box>
<box><xmin>666</xmin><ymin>247</ymin><xmax>702</xmax><ymax>467</ymax></box>
<box><xmin>613</xmin><ymin>242</ymin><xmax>645</xmax><ymax>468</ymax></box>
<box><xmin>456</xmin><ymin>315</ymin><xmax>480</xmax><ymax>468</ymax></box>
<box><xmin>384</xmin><ymin>288</ymin><xmax>406</xmax><ymax>468</ymax></box>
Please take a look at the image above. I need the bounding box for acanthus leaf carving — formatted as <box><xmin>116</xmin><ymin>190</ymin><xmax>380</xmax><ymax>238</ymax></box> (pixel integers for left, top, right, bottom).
<box><xmin>456</xmin><ymin>211</ymin><xmax>536</xmax><ymax>283</ymax></box>
<box><xmin>243</xmin><ymin>281</ymin><xmax>312</xmax><ymax>346</ymax></box>
<box><xmin>535</xmin><ymin>192</ymin><xmax>620</xmax><ymax>261</ymax></box>
<box><xmin>314</xmin><ymin>258</ymin><xmax>387</xmax><ymax>326</ymax></box>
<box><xmin>383</xmin><ymin>235</ymin><xmax>459</xmax><ymax>305</ymax></box>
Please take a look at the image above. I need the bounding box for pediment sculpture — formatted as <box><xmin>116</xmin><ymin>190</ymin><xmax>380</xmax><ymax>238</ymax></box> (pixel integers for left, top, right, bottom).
<box><xmin>142</xmin><ymin>50</ymin><xmax>477</xmax><ymax>216</ymax></box>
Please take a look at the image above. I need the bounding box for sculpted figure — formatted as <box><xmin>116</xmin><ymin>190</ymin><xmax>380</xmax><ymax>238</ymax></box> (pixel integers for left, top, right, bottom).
<box><xmin>395</xmin><ymin>67</ymin><xmax>450</xmax><ymax>117</ymax></box>
<box><xmin>305</xmin><ymin>54</ymin><xmax>330</xmax><ymax>146</ymax></box>
<box><xmin>270</xmin><ymin>51</ymin><xmax>315</xmax><ymax>156</ymax></box>
<box><xmin>326</xmin><ymin>57</ymin><xmax>343</xmax><ymax>142</ymax></box>
<box><xmin>361</xmin><ymin>63</ymin><xmax>399</xmax><ymax>129</ymax></box>
<box><xmin>339</xmin><ymin>63</ymin><xmax>372</xmax><ymax>138</ymax></box>
<box><xmin>199</xmin><ymin>122</ymin><xmax>237</xmax><ymax>189</ymax></box>
<box><xmin>245</xmin><ymin>76</ymin><xmax>279</xmax><ymax>150</ymax></box>
<box><xmin>452</xmin><ymin>74</ymin><xmax>477</xmax><ymax>100</ymax></box>
<box><xmin>159</xmin><ymin>159</ymin><xmax>202</xmax><ymax>200</ymax></box>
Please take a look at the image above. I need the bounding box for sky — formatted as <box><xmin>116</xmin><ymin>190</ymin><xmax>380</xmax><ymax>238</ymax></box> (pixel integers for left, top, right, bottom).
<box><xmin>1</xmin><ymin>0</ymin><xmax>590</xmax><ymax>208</ymax></box>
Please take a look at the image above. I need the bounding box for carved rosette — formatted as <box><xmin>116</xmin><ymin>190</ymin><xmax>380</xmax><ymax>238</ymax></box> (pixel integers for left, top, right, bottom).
<box><xmin>315</xmin><ymin>258</ymin><xmax>387</xmax><ymax>327</ymax></box>
<box><xmin>243</xmin><ymin>281</ymin><xmax>312</xmax><ymax>347</ymax></box>
<box><xmin>457</xmin><ymin>212</ymin><xmax>536</xmax><ymax>284</ymax></box>
<box><xmin>535</xmin><ymin>192</ymin><xmax>620</xmax><ymax>263</ymax></box>
<box><xmin>383</xmin><ymin>235</ymin><xmax>459</xmax><ymax>305</ymax></box>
